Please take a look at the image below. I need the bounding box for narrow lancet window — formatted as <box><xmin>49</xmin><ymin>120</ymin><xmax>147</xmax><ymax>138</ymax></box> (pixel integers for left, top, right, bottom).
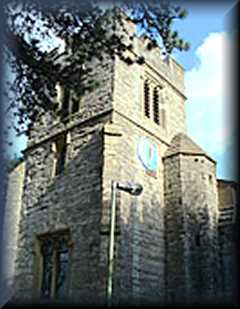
<box><xmin>52</xmin><ymin>135</ymin><xmax>67</xmax><ymax>176</ymax></box>
<box><xmin>61</xmin><ymin>88</ymin><xmax>70</xmax><ymax>119</ymax></box>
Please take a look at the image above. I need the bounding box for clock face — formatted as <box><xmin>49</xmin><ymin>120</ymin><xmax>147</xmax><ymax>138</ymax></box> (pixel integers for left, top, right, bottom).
<box><xmin>137</xmin><ymin>138</ymin><xmax>158</xmax><ymax>172</ymax></box>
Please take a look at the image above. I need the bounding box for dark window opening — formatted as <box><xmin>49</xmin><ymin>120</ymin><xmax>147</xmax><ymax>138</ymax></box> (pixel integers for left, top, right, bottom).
<box><xmin>55</xmin><ymin>239</ymin><xmax>69</xmax><ymax>298</ymax></box>
<box><xmin>153</xmin><ymin>87</ymin><xmax>160</xmax><ymax>124</ymax></box>
<box><xmin>54</xmin><ymin>135</ymin><xmax>67</xmax><ymax>176</ymax></box>
<box><xmin>144</xmin><ymin>81</ymin><xmax>150</xmax><ymax>118</ymax></box>
<box><xmin>39</xmin><ymin>232</ymin><xmax>70</xmax><ymax>300</ymax></box>
<box><xmin>195</xmin><ymin>233</ymin><xmax>201</xmax><ymax>246</ymax></box>
<box><xmin>209</xmin><ymin>175</ymin><xmax>213</xmax><ymax>183</ymax></box>
<box><xmin>71</xmin><ymin>99</ymin><xmax>79</xmax><ymax>114</ymax></box>
<box><xmin>40</xmin><ymin>239</ymin><xmax>53</xmax><ymax>299</ymax></box>
<box><xmin>61</xmin><ymin>89</ymin><xmax>70</xmax><ymax>119</ymax></box>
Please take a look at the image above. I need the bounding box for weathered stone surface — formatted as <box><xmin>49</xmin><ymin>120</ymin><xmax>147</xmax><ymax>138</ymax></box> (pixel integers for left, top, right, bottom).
<box><xmin>217</xmin><ymin>180</ymin><xmax>238</xmax><ymax>304</ymax></box>
<box><xmin>163</xmin><ymin>136</ymin><xmax>221</xmax><ymax>304</ymax></box>
<box><xmin>1</xmin><ymin>162</ymin><xmax>25</xmax><ymax>303</ymax></box>
<box><xmin>102</xmin><ymin>115</ymin><xmax>165</xmax><ymax>304</ymax></box>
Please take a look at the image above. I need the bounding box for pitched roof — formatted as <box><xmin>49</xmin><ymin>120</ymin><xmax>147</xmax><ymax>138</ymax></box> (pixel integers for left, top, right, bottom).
<box><xmin>163</xmin><ymin>133</ymin><xmax>216</xmax><ymax>163</ymax></box>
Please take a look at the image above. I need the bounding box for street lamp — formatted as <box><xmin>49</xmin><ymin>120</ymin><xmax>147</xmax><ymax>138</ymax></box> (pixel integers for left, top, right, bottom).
<box><xmin>107</xmin><ymin>180</ymin><xmax>143</xmax><ymax>306</ymax></box>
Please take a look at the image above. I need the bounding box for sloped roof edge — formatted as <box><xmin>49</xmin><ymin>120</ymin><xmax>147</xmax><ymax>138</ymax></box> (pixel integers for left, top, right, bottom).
<box><xmin>163</xmin><ymin>133</ymin><xmax>216</xmax><ymax>164</ymax></box>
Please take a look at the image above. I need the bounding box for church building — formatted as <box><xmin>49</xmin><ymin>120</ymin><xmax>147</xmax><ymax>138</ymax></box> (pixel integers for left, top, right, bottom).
<box><xmin>3</xmin><ymin>16</ymin><xmax>238</xmax><ymax>306</ymax></box>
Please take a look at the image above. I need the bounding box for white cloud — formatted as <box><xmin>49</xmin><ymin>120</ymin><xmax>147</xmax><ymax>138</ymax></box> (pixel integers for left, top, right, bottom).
<box><xmin>185</xmin><ymin>32</ymin><xmax>233</xmax><ymax>158</ymax></box>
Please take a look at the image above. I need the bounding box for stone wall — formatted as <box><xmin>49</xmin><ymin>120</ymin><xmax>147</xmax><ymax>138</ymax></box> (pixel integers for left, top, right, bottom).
<box><xmin>28</xmin><ymin>55</ymin><xmax>115</xmax><ymax>146</ymax></box>
<box><xmin>217</xmin><ymin>180</ymin><xmax>238</xmax><ymax>304</ymax></box>
<box><xmin>179</xmin><ymin>155</ymin><xmax>220</xmax><ymax>303</ymax></box>
<box><xmin>102</xmin><ymin>113</ymin><xmax>166</xmax><ymax>305</ymax></box>
<box><xmin>107</xmin><ymin>26</ymin><xmax>187</xmax><ymax>303</ymax></box>
<box><xmin>117</xmin><ymin>15</ymin><xmax>186</xmax><ymax>95</ymax></box>
<box><xmin>12</xmin><ymin>17</ymin><xmax>188</xmax><ymax>305</ymax></box>
<box><xmin>113</xmin><ymin>36</ymin><xmax>187</xmax><ymax>145</ymax></box>
<box><xmin>163</xmin><ymin>153</ymin><xmax>220</xmax><ymax>304</ymax></box>
<box><xmin>2</xmin><ymin>162</ymin><xmax>25</xmax><ymax>301</ymax></box>
<box><xmin>163</xmin><ymin>154</ymin><xmax>188</xmax><ymax>303</ymax></box>
<box><xmin>13</xmin><ymin>50</ymin><xmax>116</xmax><ymax>303</ymax></box>
<box><xmin>14</xmin><ymin>116</ymin><xmax>113</xmax><ymax>304</ymax></box>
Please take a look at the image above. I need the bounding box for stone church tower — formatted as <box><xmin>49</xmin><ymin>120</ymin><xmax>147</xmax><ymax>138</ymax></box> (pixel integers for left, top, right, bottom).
<box><xmin>10</xmin><ymin>16</ymin><xmax>228</xmax><ymax>305</ymax></box>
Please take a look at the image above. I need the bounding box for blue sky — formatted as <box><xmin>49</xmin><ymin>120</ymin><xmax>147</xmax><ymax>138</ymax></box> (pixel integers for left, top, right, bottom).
<box><xmin>6</xmin><ymin>1</ymin><xmax>238</xmax><ymax>181</ymax></box>
<box><xmin>172</xmin><ymin>1</ymin><xmax>238</xmax><ymax>181</ymax></box>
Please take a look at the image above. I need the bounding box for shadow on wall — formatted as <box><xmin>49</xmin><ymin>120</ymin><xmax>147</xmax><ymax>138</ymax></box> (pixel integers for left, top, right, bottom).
<box><xmin>3</xmin><ymin>124</ymin><xmax>239</xmax><ymax>306</ymax></box>
<box><xmin>8</xmin><ymin>124</ymin><xmax>165</xmax><ymax>305</ymax></box>
<box><xmin>7</xmin><ymin>119</ymin><xmax>112</xmax><ymax>305</ymax></box>
<box><xmin>164</xmin><ymin>172</ymin><xmax>238</xmax><ymax>306</ymax></box>
<box><xmin>112</xmin><ymin>191</ymin><xmax>164</xmax><ymax>306</ymax></box>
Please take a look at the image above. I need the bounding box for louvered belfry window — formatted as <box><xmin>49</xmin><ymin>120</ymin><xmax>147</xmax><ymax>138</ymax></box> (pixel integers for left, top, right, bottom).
<box><xmin>153</xmin><ymin>87</ymin><xmax>160</xmax><ymax>125</ymax></box>
<box><xmin>144</xmin><ymin>80</ymin><xmax>150</xmax><ymax>118</ymax></box>
<box><xmin>143</xmin><ymin>77</ymin><xmax>166</xmax><ymax>128</ymax></box>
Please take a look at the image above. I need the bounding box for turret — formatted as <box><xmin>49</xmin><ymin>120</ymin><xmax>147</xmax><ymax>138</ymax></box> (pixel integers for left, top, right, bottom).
<box><xmin>163</xmin><ymin>133</ymin><xmax>220</xmax><ymax>304</ymax></box>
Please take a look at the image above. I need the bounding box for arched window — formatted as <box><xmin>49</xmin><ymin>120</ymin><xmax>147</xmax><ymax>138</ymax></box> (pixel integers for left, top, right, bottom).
<box><xmin>153</xmin><ymin>87</ymin><xmax>160</xmax><ymax>125</ymax></box>
<box><xmin>144</xmin><ymin>80</ymin><xmax>150</xmax><ymax>118</ymax></box>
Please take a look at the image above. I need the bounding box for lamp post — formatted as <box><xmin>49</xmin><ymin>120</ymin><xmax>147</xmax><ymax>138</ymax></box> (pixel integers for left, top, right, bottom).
<box><xmin>107</xmin><ymin>180</ymin><xmax>143</xmax><ymax>306</ymax></box>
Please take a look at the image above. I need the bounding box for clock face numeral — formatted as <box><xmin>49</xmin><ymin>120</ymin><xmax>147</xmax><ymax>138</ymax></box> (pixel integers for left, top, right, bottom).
<box><xmin>137</xmin><ymin>139</ymin><xmax>158</xmax><ymax>172</ymax></box>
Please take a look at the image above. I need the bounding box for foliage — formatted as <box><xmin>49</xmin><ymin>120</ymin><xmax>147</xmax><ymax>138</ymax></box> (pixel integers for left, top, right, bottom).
<box><xmin>3</xmin><ymin>0</ymin><xmax>190</xmax><ymax>137</ymax></box>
